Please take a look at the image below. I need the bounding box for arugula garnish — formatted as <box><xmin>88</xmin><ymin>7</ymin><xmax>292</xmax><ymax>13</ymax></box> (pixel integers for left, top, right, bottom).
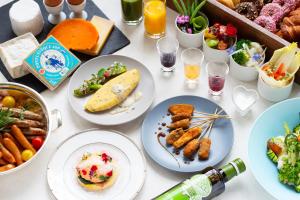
<box><xmin>0</xmin><ymin>109</ymin><xmax>15</xmax><ymax>131</ymax></box>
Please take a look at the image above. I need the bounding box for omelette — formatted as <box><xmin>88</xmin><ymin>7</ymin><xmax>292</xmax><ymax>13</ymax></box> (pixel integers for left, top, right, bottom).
<box><xmin>85</xmin><ymin>69</ymin><xmax>140</xmax><ymax>112</ymax></box>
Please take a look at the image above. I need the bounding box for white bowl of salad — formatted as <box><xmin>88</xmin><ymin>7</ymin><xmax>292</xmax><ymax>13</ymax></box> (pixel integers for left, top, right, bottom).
<box><xmin>229</xmin><ymin>39</ymin><xmax>265</xmax><ymax>82</ymax></box>
<box><xmin>257</xmin><ymin>43</ymin><xmax>300</xmax><ymax>102</ymax></box>
<box><xmin>249</xmin><ymin>98</ymin><xmax>300</xmax><ymax>200</ymax></box>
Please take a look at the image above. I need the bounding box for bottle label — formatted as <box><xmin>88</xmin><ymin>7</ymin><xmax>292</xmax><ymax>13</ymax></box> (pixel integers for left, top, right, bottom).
<box><xmin>155</xmin><ymin>174</ymin><xmax>212</xmax><ymax>200</ymax></box>
<box><xmin>182</xmin><ymin>174</ymin><xmax>212</xmax><ymax>199</ymax></box>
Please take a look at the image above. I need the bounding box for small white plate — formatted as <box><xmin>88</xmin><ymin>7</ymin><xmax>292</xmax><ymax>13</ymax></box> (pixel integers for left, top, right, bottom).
<box><xmin>68</xmin><ymin>55</ymin><xmax>155</xmax><ymax>125</ymax></box>
<box><xmin>47</xmin><ymin>129</ymin><xmax>146</xmax><ymax>200</ymax></box>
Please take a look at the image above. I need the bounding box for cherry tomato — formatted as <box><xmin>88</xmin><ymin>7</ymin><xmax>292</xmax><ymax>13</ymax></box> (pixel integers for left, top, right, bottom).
<box><xmin>2</xmin><ymin>96</ymin><xmax>16</xmax><ymax>108</ymax></box>
<box><xmin>31</xmin><ymin>137</ymin><xmax>44</xmax><ymax>150</ymax></box>
<box><xmin>21</xmin><ymin>150</ymin><xmax>33</xmax><ymax>161</ymax></box>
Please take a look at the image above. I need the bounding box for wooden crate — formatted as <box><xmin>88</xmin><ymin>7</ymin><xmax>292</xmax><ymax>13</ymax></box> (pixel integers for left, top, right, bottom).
<box><xmin>167</xmin><ymin>0</ymin><xmax>300</xmax><ymax>83</ymax></box>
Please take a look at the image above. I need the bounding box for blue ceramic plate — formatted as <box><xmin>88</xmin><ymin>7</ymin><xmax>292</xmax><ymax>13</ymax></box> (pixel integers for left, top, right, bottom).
<box><xmin>141</xmin><ymin>95</ymin><xmax>234</xmax><ymax>172</ymax></box>
<box><xmin>249</xmin><ymin>98</ymin><xmax>300</xmax><ymax>200</ymax></box>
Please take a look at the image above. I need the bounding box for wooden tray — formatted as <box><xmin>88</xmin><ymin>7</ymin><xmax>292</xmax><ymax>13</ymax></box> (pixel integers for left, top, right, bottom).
<box><xmin>166</xmin><ymin>0</ymin><xmax>300</xmax><ymax>83</ymax></box>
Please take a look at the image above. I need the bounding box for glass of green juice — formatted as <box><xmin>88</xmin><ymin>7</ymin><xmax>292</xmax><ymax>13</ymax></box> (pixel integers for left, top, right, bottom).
<box><xmin>121</xmin><ymin>0</ymin><xmax>143</xmax><ymax>25</ymax></box>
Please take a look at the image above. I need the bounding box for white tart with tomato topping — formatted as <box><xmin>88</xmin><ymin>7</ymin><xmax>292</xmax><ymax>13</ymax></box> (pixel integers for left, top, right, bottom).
<box><xmin>76</xmin><ymin>152</ymin><xmax>117</xmax><ymax>191</ymax></box>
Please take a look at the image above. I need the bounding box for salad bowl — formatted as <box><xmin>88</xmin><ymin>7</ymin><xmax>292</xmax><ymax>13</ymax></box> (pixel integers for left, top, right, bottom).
<box><xmin>249</xmin><ymin>97</ymin><xmax>300</xmax><ymax>200</ymax></box>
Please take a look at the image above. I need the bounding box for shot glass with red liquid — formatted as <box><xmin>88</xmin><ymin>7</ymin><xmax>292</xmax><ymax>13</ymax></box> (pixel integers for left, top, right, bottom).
<box><xmin>206</xmin><ymin>62</ymin><xmax>229</xmax><ymax>96</ymax></box>
<box><xmin>156</xmin><ymin>36</ymin><xmax>179</xmax><ymax>72</ymax></box>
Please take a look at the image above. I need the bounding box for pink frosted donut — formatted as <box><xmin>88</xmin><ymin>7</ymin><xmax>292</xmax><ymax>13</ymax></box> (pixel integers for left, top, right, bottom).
<box><xmin>260</xmin><ymin>3</ymin><xmax>284</xmax><ymax>22</ymax></box>
<box><xmin>272</xmin><ymin>0</ymin><xmax>297</xmax><ymax>14</ymax></box>
<box><xmin>254</xmin><ymin>15</ymin><xmax>277</xmax><ymax>32</ymax></box>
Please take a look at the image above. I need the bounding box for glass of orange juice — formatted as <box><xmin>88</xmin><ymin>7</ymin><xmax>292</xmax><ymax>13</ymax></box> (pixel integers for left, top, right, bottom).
<box><xmin>181</xmin><ymin>48</ymin><xmax>204</xmax><ymax>88</ymax></box>
<box><xmin>144</xmin><ymin>0</ymin><xmax>166</xmax><ymax>39</ymax></box>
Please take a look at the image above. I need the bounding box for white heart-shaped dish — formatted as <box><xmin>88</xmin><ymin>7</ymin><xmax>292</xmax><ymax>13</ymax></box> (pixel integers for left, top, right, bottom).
<box><xmin>232</xmin><ymin>85</ymin><xmax>259</xmax><ymax>116</ymax></box>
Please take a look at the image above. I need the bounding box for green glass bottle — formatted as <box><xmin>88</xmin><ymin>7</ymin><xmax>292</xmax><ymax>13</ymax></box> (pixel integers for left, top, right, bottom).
<box><xmin>153</xmin><ymin>158</ymin><xmax>246</xmax><ymax>200</ymax></box>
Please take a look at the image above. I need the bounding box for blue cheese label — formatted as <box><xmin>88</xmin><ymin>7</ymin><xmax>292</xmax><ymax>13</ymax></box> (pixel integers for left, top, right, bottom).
<box><xmin>24</xmin><ymin>36</ymin><xmax>81</xmax><ymax>90</ymax></box>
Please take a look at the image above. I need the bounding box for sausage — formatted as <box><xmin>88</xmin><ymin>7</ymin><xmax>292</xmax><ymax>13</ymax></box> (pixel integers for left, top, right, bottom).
<box><xmin>11</xmin><ymin>125</ymin><xmax>36</xmax><ymax>154</ymax></box>
<box><xmin>198</xmin><ymin>138</ymin><xmax>211</xmax><ymax>160</ymax></box>
<box><xmin>167</xmin><ymin>119</ymin><xmax>190</xmax><ymax>130</ymax></box>
<box><xmin>0</xmin><ymin>150</ymin><xmax>2</xmax><ymax>158</ymax></box>
<box><xmin>0</xmin><ymin>143</ymin><xmax>16</xmax><ymax>163</ymax></box>
<box><xmin>0</xmin><ymin>164</ymin><xmax>15</xmax><ymax>172</ymax></box>
<box><xmin>173</xmin><ymin>127</ymin><xmax>202</xmax><ymax>149</ymax></box>
<box><xmin>29</xmin><ymin>127</ymin><xmax>46</xmax><ymax>135</ymax></box>
<box><xmin>11</xmin><ymin>118</ymin><xmax>44</xmax><ymax>128</ymax></box>
<box><xmin>3</xmin><ymin>133</ymin><xmax>23</xmax><ymax>151</ymax></box>
<box><xmin>2</xmin><ymin>138</ymin><xmax>23</xmax><ymax>165</ymax></box>
<box><xmin>183</xmin><ymin>139</ymin><xmax>200</xmax><ymax>159</ymax></box>
<box><xmin>171</xmin><ymin>113</ymin><xmax>192</xmax><ymax>122</ymax></box>
<box><xmin>166</xmin><ymin>128</ymin><xmax>184</xmax><ymax>145</ymax></box>
<box><xmin>0</xmin><ymin>107</ymin><xmax>43</xmax><ymax>120</ymax></box>
<box><xmin>0</xmin><ymin>158</ymin><xmax>7</xmax><ymax>165</ymax></box>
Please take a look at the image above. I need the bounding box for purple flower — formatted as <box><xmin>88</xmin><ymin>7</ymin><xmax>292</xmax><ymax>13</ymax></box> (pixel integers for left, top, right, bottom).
<box><xmin>253</xmin><ymin>53</ymin><xmax>261</xmax><ymax>61</ymax></box>
<box><xmin>184</xmin><ymin>15</ymin><xmax>190</xmax><ymax>23</ymax></box>
<box><xmin>187</xmin><ymin>28</ymin><xmax>192</xmax><ymax>34</ymax></box>
<box><xmin>176</xmin><ymin>16</ymin><xmax>185</xmax><ymax>24</ymax></box>
<box><xmin>227</xmin><ymin>46</ymin><xmax>236</xmax><ymax>55</ymax></box>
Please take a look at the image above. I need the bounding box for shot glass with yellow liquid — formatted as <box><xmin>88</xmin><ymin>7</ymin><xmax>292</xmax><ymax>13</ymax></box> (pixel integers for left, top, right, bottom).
<box><xmin>181</xmin><ymin>48</ymin><xmax>204</xmax><ymax>88</ymax></box>
<box><xmin>144</xmin><ymin>0</ymin><xmax>166</xmax><ymax>39</ymax></box>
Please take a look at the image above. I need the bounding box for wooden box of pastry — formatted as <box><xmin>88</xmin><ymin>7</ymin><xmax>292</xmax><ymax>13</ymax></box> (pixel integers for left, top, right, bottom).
<box><xmin>167</xmin><ymin>0</ymin><xmax>300</xmax><ymax>83</ymax></box>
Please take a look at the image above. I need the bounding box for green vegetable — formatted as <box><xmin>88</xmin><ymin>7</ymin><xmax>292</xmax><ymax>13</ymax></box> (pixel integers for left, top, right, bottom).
<box><xmin>236</xmin><ymin>39</ymin><xmax>251</xmax><ymax>50</ymax></box>
<box><xmin>99</xmin><ymin>175</ymin><xmax>109</xmax><ymax>181</ymax></box>
<box><xmin>284</xmin><ymin>122</ymin><xmax>292</xmax><ymax>135</ymax></box>
<box><xmin>191</xmin><ymin>15</ymin><xmax>207</xmax><ymax>33</ymax></box>
<box><xmin>206</xmin><ymin>39</ymin><xmax>219</xmax><ymax>48</ymax></box>
<box><xmin>0</xmin><ymin>109</ymin><xmax>15</xmax><ymax>131</ymax></box>
<box><xmin>179</xmin><ymin>0</ymin><xmax>188</xmax><ymax>15</ymax></box>
<box><xmin>173</xmin><ymin>0</ymin><xmax>206</xmax><ymax>20</ymax></box>
<box><xmin>267</xmin><ymin>149</ymin><xmax>278</xmax><ymax>163</ymax></box>
<box><xmin>278</xmin><ymin>161</ymin><xmax>300</xmax><ymax>192</ymax></box>
<box><xmin>78</xmin><ymin>176</ymin><xmax>94</xmax><ymax>185</ymax></box>
<box><xmin>293</xmin><ymin>124</ymin><xmax>300</xmax><ymax>134</ymax></box>
<box><xmin>190</xmin><ymin>0</ymin><xmax>206</xmax><ymax>21</ymax></box>
<box><xmin>73</xmin><ymin>62</ymin><xmax>127</xmax><ymax>97</ymax></box>
<box><xmin>232</xmin><ymin>50</ymin><xmax>250</xmax><ymax>65</ymax></box>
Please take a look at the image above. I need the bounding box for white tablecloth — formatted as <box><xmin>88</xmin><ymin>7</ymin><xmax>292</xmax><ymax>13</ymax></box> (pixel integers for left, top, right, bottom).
<box><xmin>1</xmin><ymin>0</ymin><xmax>298</xmax><ymax>199</ymax></box>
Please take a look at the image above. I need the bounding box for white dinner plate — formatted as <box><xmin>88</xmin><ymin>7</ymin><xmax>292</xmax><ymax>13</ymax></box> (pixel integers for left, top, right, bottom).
<box><xmin>47</xmin><ymin>129</ymin><xmax>146</xmax><ymax>200</ymax></box>
<box><xmin>68</xmin><ymin>55</ymin><xmax>155</xmax><ymax>125</ymax></box>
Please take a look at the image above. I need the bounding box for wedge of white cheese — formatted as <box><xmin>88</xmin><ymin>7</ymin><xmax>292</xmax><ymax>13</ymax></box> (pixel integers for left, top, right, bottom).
<box><xmin>0</xmin><ymin>33</ymin><xmax>39</xmax><ymax>78</ymax></box>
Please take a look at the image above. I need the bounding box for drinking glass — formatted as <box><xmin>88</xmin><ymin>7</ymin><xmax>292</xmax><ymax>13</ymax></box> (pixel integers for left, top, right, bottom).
<box><xmin>121</xmin><ymin>0</ymin><xmax>143</xmax><ymax>25</ymax></box>
<box><xmin>181</xmin><ymin>48</ymin><xmax>204</xmax><ymax>88</ymax></box>
<box><xmin>144</xmin><ymin>0</ymin><xmax>166</xmax><ymax>39</ymax></box>
<box><xmin>156</xmin><ymin>37</ymin><xmax>179</xmax><ymax>72</ymax></box>
<box><xmin>206</xmin><ymin>61</ymin><xmax>229</xmax><ymax>96</ymax></box>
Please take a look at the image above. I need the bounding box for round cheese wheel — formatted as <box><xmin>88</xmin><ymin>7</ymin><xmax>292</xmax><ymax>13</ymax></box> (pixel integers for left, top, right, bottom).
<box><xmin>48</xmin><ymin>19</ymin><xmax>99</xmax><ymax>50</ymax></box>
<box><xmin>9</xmin><ymin>0</ymin><xmax>44</xmax><ymax>36</ymax></box>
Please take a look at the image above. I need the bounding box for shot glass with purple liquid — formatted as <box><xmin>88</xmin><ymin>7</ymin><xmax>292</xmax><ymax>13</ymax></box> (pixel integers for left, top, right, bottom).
<box><xmin>206</xmin><ymin>62</ymin><xmax>229</xmax><ymax>96</ymax></box>
<box><xmin>156</xmin><ymin>36</ymin><xmax>179</xmax><ymax>72</ymax></box>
